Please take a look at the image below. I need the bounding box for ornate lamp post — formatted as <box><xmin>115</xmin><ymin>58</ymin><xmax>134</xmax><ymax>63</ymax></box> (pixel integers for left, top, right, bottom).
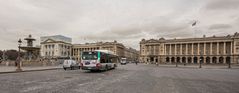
<box><xmin>16</xmin><ymin>38</ymin><xmax>22</xmax><ymax>71</ymax></box>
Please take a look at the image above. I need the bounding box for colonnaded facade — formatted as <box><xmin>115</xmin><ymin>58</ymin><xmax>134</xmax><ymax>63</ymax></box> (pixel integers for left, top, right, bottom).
<box><xmin>140</xmin><ymin>32</ymin><xmax>239</xmax><ymax>64</ymax></box>
<box><xmin>72</xmin><ymin>41</ymin><xmax>139</xmax><ymax>62</ymax></box>
<box><xmin>40</xmin><ymin>35</ymin><xmax>139</xmax><ymax>61</ymax></box>
<box><xmin>40</xmin><ymin>35</ymin><xmax>72</xmax><ymax>59</ymax></box>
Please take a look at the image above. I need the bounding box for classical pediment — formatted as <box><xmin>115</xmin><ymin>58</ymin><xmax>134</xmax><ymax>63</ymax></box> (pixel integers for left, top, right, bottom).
<box><xmin>145</xmin><ymin>39</ymin><xmax>159</xmax><ymax>43</ymax></box>
<box><xmin>42</xmin><ymin>39</ymin><xmax>57</xmax><ymax>43</ymax></box>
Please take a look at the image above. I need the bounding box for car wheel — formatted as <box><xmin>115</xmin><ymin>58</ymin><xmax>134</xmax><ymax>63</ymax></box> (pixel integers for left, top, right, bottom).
<box><xmin>105</xmin><ymin>65</ymin><xmax>108</xmax><ymax>71</ymax></box>
<box><xmin>113</xmin><ymin>64</ymin><xmax>117</xmax><ymax>69</ymax></box>
<box><xmin>70</xmin><ymin>66</ymin><xmax>73</xmax><ymax>70</ymax></box>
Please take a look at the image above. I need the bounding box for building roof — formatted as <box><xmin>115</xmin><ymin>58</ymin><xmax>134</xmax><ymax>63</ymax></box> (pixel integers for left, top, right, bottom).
<box><xmin>140</xmin><ymin>32</ymin><xmax>238</xmax><ymax>44</ymax></box>
<box><xmin>40</xmin><ymin>35</ymin><xmax>72</xmax><ymax>44</ymax></box>
<box><xmin>73</xmin><ymin>41</ymin><xmax>124</xmax><ymax>47</ymax></box>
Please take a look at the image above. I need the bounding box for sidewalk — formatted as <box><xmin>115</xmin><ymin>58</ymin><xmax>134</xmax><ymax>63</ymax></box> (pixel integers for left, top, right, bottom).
<box><xmin>151</xmin><ymin>64</ymin><xmax>239</xmax><ymax>69</ymax></box>
<box><xmin>0</xmin><ymin>65</ymin><xmax>62</xmax><ymax>74</ymax></box>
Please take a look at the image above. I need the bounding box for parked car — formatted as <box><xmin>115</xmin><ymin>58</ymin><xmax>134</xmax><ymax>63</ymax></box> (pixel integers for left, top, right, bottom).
<box><xmin>63</xmin><ymin>60</ymin><xmax>80</xmax><ymax>70</ymax></box>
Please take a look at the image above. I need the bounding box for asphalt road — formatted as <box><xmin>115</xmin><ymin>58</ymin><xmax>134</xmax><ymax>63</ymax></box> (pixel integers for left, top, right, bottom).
<box><xmin>0</xmin><ymin>64</ymin><xmax>239</xmax><ymax>93</ymax></box>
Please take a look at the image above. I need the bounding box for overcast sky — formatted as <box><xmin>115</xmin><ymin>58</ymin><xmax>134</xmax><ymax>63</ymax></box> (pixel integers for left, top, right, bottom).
<box><xmin>0</xmin><ymin>0</ymin><xmax>239</xmax><ymax>50</ymax></box>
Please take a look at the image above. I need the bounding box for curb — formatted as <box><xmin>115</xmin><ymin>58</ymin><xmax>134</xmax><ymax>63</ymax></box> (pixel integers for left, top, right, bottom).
<box><xmin>0</xmin><ymin>68</ymin><xmax>62</xmax><ymax>74</ymax></box>
<box><xmin>154</xmin><ymin>65</ymin><xmax>239</xmax><ymax>69</ymax></box>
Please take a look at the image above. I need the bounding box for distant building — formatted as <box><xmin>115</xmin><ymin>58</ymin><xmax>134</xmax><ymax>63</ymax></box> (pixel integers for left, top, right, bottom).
<box><xmin>40</xmin><ymin>35</ymin><xmax>72</xmax><ymax>59</ymax></box>
<box><xmin>124</xmin><ymin>47</ymin><xmax>140</xmax><ymax>62</ymax></box>
<box><xmin>140</xmin><ymin>32</ymin><xmax>239</xmax><ymax>64</ymax></box>
<box><xmin>39</xmin><ymin>35</ymin><xmax>139</xmax><ymax>61</ymax></box>
<box><xmin>72</xmin><ymin>40</ymin><xmax>139</xmax><ymax>62</ymax></box>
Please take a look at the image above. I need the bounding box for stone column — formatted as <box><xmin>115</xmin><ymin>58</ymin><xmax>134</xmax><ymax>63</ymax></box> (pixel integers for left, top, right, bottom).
<box><xmin>169</xmin><ymin>57</ymin><xmax>172</xmax><ymax>63</ymax></box>
<box><xmin>151</xmin><ymin>45</ymin><xmax>155</xmax><ymax>55</ymax></box>
<box><xmin>210</xmin><ymin>42</ymin><xmax>213</xmax><ymax>55</ymax></box>
<box><xmin>203</xmin><ymin>57</ymin><xmax>206</xmax><ymax>64</ymax></box>
<box><xmin>164</xmin><ymin>45</ymin><xmax>166</xmax><ymax>55</ymax></box>
<box><xmin>197</xmin><ymin>43</ymin><xmax>200</xmax><ymax>55</ymax></box>
<box><xmin>149</xmin><ymin>45</ymin><xmax>151</xmax><ymax>55</ymax></box>
<box><xmin>78</xmin><ymin>49</ymin><xmax>80</xmax><ymax>61</ymax></box>
<box><xmin>186</xmin><ymin>57</ymin><xmax>188</xmax><ymax>63</ymax></box>
<box><xmin>180</xmin><ymin>44</ymin><xmax>182</xmax><ymax>55</ymax></box>
<box><xmin>192</xmin><ymin>43</ymin><xmax>194</xmax><ymax>55</ymax></box>
<box><xmin>169</xmin><ymin>44</ymin><xmax>172</xmax><ymax>55</ymax></box>
<box><xmin>186</xmin><ymin>43</ymin><xmax>188</xmax><ymax>55</ymax></box>
<box><xmin>204</xmin><ymin>43</ymin><xmax>206</xmax><ymax>55</ymax></box>
<box><xmin>231</xmin><ymin>42</ymin><xmax>233</xmax><ymax>54</ymax></box>
<box><xmin>224</xmin><ymin>42</ymin><xmax>226</xmax><ymax>55</ymax></box>
<box><xmin>210</xmin><ymin>57</ymin><xmax>213</xmax><ymax>64</ymax></box>
<box><xmin>217</xmin><ymin>42</ymin><xmax>219</xmax><ymax>55</ymax></box>
<box><xmin>175</xmin><ymin>44</ymin><xmax>177</xmax><ymax>55</ymax></box>
<box><xmin>231</xmin><ymin>42</ymin><xmax>233</xmax><ymax>64</ymax></box>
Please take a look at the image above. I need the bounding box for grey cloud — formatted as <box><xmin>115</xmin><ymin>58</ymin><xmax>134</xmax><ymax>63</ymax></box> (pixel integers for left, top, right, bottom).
<box><xmin>85</xmin><ymin>30</ymin><xmax>144</xmax><ymax>41</ymax></box>
<box><xmin>209</xmin><ymin>24</ymin><xmax>232</xmax><ymax>30</ymax></box>
<box><xmin>83</xmin><ymin>17</ymin><xmax>190</xmax><ymax>41</ymax></box>
<box><xmin>205</xmin><ymin>0</ymin><xmax>239</xmax><ymax>10</ymax></box>
<box><xmin>0</xmin><ymin>0</ymin><xmax>238</xmax><ymax>50</ymax></box>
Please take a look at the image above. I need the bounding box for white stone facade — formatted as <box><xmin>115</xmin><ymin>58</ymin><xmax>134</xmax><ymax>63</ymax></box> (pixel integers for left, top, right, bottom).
<box><xmin>140</xmin><ymin>33</ymin><xmax>239</xmax><ymax>64</ymax></box>
<box><xmin>40</xmin><ymin>35</ymin><xmax>72</xmax><ymax>59</ymax></box>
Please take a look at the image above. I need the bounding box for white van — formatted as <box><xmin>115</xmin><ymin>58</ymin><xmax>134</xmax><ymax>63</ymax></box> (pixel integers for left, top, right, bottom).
<box><xmin>63</xmin><ymin>60</ymin><xmax>80</xmax><ymax>70</ymax></box>
<box><xmin>121</xmin><ymin>58</ymin><xmax>127</xmax><ymax>65</ymax></box>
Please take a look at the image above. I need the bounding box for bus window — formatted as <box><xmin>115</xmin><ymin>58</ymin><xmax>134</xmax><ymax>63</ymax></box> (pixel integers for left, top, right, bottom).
<box><xmin>82</xmin><ymin>52</ymin><xmax>98</xmax><ymax>60</ymax></box>
<box><xmin>100</xmin><ymin>53</ymin><xmax>107</xmax><ymax>63</ymax></box>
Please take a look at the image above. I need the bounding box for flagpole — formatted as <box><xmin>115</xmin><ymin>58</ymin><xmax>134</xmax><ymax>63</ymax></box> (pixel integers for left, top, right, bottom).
<box><xmin>192</xmin><ymin>21</ymin><xmax>197</xmax><ymax>39</ymax></box>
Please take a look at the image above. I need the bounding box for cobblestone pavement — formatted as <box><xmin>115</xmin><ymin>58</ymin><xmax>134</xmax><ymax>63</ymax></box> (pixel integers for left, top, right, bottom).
<box><xmin>0</xmin><ymin>64</ymin><xmax>239</xmax><ymax>93</ymax></box>
<box><xmin>0</xmin><ymin>66</ymin><xmax>62</xmax><ymax>73</ymax></box>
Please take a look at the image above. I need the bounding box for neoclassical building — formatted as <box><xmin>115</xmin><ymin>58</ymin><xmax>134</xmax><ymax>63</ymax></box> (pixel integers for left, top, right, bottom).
<box><xmin>40</xmin><ymin>35</ymin><xmax>72</xmax><ymax>59</ymax></box>
<box><xmin>40</xmin><ymin>35</ymin><xmax>139</xmax><ymax>62</ymax></box>
<box><xmin>72</xmin><ymin>41</ymin><xmax>139</xmax><ymax>62</ymax></box>
<box><xmin>140</xmin><ymin>32</ymin><xmax>239</xmax><ymax>64</ymax></box>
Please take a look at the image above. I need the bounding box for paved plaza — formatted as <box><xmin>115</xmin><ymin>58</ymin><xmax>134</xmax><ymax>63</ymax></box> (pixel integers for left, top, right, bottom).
<box><xmin>0</xmin><ymin>66</ymin><xmax>61</xmax><ymax>73</ymax></box>
<box><xmin>0</xmin><ymin>64</ymin><xmax>239</xmax><ymax>93</ymax></box>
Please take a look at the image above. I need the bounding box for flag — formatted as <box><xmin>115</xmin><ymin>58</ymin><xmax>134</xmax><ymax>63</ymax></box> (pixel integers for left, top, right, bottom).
<box><xmin>192</xmin><ymin>21</ymin><xmax>197</xmax><ymax>26</ymax></box>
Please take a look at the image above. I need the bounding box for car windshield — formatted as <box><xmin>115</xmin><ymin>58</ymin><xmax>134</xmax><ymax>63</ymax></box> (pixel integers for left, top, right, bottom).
<box><xmin>82</xmin><ymin>52</ymin><xmax>98</xmax><ymax>60</ymax></box>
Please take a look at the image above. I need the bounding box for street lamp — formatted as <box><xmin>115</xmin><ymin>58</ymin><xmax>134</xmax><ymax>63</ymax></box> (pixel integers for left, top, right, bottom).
<box><xmin>199</xmin><ymin>57</ymin><xmax>202</xmax><ymax>68</ymax></box>
<box><xmin>16</xmin><ymin>38</ymin><xmax>22</xmax><ymax>71</ymax></box>
<box><xmin>199</xmin><ymin>52</ymin><xmax>202</xmax><ymax>68</ymax></box>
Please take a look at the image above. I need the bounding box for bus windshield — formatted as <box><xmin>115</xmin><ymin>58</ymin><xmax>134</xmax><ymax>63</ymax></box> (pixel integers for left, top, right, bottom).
<box><xmin>82</xmin><ymin>51</ymin><xmax>98</xmax><ymax>60</ymax></box>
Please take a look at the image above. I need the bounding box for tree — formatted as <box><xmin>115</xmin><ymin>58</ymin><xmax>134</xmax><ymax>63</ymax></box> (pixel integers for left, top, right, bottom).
<box><xmin>0</xmin><ymin>50</ymin><xmax>25</xmax><ymax>61</ymax></box>
<box><xmin>0</xmin><ymin>50</ymin><xmax>2</xmax><ymax>59</ymax></box>
<box><xmin>5</xmin><ymin>50</ymin><xmax>18</xmax><ymax>60</ymax></box>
